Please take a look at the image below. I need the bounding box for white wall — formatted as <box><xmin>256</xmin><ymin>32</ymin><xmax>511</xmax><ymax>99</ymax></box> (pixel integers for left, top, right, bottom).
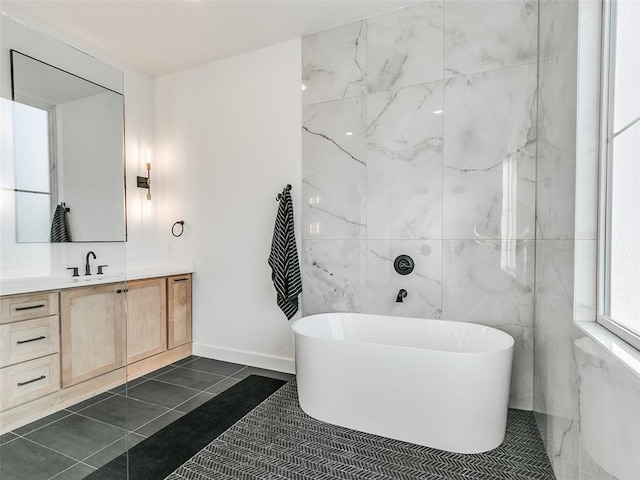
<box><xmin>154</xmin><ymin>39</ymin><xmax>302</xmax><ymax>372</ymax></box>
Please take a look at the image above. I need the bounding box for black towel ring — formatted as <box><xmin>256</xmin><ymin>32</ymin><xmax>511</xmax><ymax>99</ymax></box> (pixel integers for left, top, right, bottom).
<box><xmin>172</xmin><ymin>220</ymin><xmax>185</xmax><ymax>237</ymax></box>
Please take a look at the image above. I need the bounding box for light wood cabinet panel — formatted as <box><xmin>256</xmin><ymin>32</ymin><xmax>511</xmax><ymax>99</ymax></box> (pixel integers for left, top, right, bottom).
<box><xmin>0</xmin><ymin>292</ymin><xmax>58</xmax><ymax>325</ymax></box>
<box><xmin>167</xmin><ymin>275</ymin><xmax>192</xmax><ymax>349</ymax></box>
<box><xmin>1</xmin><ymin>273</ymin><xmax>193</xmax><ymax>432</ymax></box>
<box><xmin>126</xmin><ymin>278</ymin><xmax>167</xmax><ymax>363</ymax></box>
<box><xmin>0</xmin><ymin>354</ymin><xmax>61</xmax><ymax>410</ymax></box>
<box><xmin>0</xmin><ymin>316</ymin><xmax>60</xmax><ymax>368</ymax></box>
<box><xmin>60</xmin><ymin>284</ymin><xmax>125</xmax><ymax>388</ymax></box>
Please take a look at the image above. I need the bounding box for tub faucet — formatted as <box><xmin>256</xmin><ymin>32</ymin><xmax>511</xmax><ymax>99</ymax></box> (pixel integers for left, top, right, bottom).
<box><xmin>85</xmin><ymin>251</ymin><xmax>96</xmax><ymax>276</ymax></box>
<box><xmin>396</xmin><ymin>289</ymin><xmax>407</xmax><ymax>303</ymax></box>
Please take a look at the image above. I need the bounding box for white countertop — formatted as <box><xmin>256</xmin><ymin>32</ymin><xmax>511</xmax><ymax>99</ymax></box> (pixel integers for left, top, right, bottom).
<box><xmin>0</xmin><ymin>266</ymin><xmax>194</xmax><ymax>296</ymax></box>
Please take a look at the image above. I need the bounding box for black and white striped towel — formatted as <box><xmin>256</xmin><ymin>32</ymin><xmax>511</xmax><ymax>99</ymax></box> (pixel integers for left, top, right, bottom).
<box><xmin>50</xmin><ymin>203</ymin><xmax>71</xmax><ymax>242</ymax></box>
<box><xmin>268</xmin><ymin>187</ymin><xmax>302</xmax><ymax>320</ymax></box>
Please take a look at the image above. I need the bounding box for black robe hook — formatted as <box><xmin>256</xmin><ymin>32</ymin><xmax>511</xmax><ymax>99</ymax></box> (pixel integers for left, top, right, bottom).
<box><xmin>276</xmin><ymin>184</ymin><xmax>292</xmax><ymax>201</ymax></box>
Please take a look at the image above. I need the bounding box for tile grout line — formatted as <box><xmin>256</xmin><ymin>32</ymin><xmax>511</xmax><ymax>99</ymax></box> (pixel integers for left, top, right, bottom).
<box><xmin>14</xmin><ymin>435</ymin><xmax>81</xmax><ymax>466</ymax></box>
<box><xmin>11</xmin><ymin>410</ymin><xmax>75</xmax><ymax>437</ymax></box>
<box><xmin>3</xmin><ymin>360</ymin><xmax>294</xmax><ymax>480</ymax></box>
<box><xmin>47</xmin><ymin>460</ymin><xmax>95</xmax><ymax>480</ymax></box>
<box><xmin>26</xmin><ymin>378</ymin><xmax>220</xmax><ymax>477</ymax></box>
<box><xmin>76</xmin><ymin>429</ymin><xmax>144</xmax><ymax>466</ymax></box>
<box><xmin>116</xmin><ymin>370</ymin><xmax>239</xmax><ymax>434</ymax></box>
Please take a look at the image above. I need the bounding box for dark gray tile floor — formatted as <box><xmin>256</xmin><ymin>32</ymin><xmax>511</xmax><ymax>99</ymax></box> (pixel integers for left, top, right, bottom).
<box><xmin>0</xmin><ymin>356</ymin><xmax>293</xmax><ymax>480</ymax></box>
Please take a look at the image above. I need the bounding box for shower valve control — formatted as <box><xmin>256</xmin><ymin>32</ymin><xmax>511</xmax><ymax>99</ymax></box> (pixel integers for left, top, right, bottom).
<box><xmin>394</xmin><ymin>255</ymin><xmax>415</xmax><ymax>275</ymax></box>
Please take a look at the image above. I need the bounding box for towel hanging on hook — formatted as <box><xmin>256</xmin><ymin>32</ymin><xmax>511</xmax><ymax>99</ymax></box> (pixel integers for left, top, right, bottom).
<box><xmin>269</xmin><ymin>184</ymin><xmax>301</xmax><ymax>320</ymax></box>
<box><xmin>51</xmin><ymin>202</ymin><xmax>71</xmax><ymax>242</ymax></box>
<box><xmin>276</xmin><ymin>184</ymin><xmax>292</xmax><ymax>202</ymax></box>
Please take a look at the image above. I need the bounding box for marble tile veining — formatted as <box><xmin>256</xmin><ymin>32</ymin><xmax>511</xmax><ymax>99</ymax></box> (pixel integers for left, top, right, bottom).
<box><xmin>366</xmin><ymin>240</ymin><xmax>441</xmax><ymax>318</ymax></box>
<box><xmin>442</xmin><ymin>239</ymin><xmax>534</xmax><ymax>409</ymax></box>
<box><xmin>539</xmin><ymin>0</ymin><xmax>579</xmax><ymax>63</ymax></box>
<box><xmin>536</xmin><ymin>56</ymin><xmax>577</xmax><ymax>241</ymax></box>
<box><xmin>535</xmin><ymin>240</ymin><xmax>575</xmax><ymax>334</ymax></box>
<box><xmin>544</xmin><ymin>413</ymin><xmax>581</xmax><ymax>480</ymax></box>
<box><xmin>580</xmin><ymin>338</ymin><xmax>640</xmax><ymax>480</ymax></box>
<box><xmin>302</xmin><ymin>96</ymin><xmax>366</xmax><ymax>240</ymax></box>
<box><xmin>302</xmin><ymin>21</ymin><xmax>366</xmax><ymax>106</ymax></box>
<box><xmin>443</xmin><ymin>63</ymin><xmax>537</xmax><ymax>240</ymax></box>
<box><xmin>573</xmin><ymin>240</ymin><xmax>596</xmax><ymax>323</ymax></box>
<box><xmin>301</xmin><ymin>240</ymin><xmax>366</xmax><ymax>315</ymax></box>
<box><xmin>534</xmin><ymin>240</ymin><xmax>581</xmax><ymax>479</ymax></box>
<box><xmin>367</xmin><ymin>81</ymin><xmax>443</xmax><ymax>240</ymax></box>
<box><xmin>301</xmin><ymin>0</ymin><xmax>542</xmax><ymax>413</ymax></box>
<box><xmin>536</xmin><ymin>143</ymin><xmax>576</xmax><ymax>241</ymax></box>
<box><xmin>532</xmin><ymin>1</ymin><xmax>582</xmax><ymax>479</ymax></box>
<box><xmin>444</xmin><ymin>0</ymin><xmax>538</xmax><ymax>77</ymax></box>
<box><xmin>366</xmin><ymin>1</ymin><xmax>443</xmax><ymax>93</ymax></box>
<box><xmin>538</xmin><ymin>57</ymin><xmax>578</xmax><ymax>156</ymax></box>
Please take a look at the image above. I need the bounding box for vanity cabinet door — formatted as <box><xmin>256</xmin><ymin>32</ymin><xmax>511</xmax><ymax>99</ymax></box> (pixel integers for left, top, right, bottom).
<box><xmin>126</xmin><ymin>278</ymin><xmax>167</xmax><ymax>363</ymax></box>
<box><xmin>167</xmin><ymin>275</ymin><xmax>192</xmax><ymax>349</ymax></box>
<box><xmin>60</xmin><ymin>284</ymin><xmax>125</xmax><ymax>387</ymax></box>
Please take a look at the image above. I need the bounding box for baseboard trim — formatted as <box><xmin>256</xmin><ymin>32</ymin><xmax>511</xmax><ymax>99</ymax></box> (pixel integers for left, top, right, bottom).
<box><xmin>193</xmin><ymin>343</ymin><xmax>295</xmax><ymax>374</ymax></box>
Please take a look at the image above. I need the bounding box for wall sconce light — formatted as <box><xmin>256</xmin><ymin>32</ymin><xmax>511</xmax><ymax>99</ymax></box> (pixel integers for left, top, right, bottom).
<box><xmin>137</xmin><ymin>163</ymin><xmax>151</xmax><ymax>200</ymax></box>
<box><xmin>137</xmin><ymin>150</ymin><xmax>151</xmax><ymax>200</ymax></box>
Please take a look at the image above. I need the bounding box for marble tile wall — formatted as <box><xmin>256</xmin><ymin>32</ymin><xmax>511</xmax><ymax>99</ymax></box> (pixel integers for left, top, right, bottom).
<box><xmin>302</xmin><ymin>3</ymin><xmax>640</xmax><ymax>478</ymax></box>
<box><xmin>580</xmin><ymin>338</ymin><xmax>640</xmax><ymax>480</ymax></box>
<box><xmin>535</xmin><ymin>1</ymin><xmax>640</xmax><ymax>479</ymax></box>
<box><xmin>301</xmin><ymin>0</ymin><xmax>538</xmax><ymax>410</ymax></box>
<box><xmin>533</xmin><ymin>0</ymin><xmax>581</xmax><ymax>478</ymax></box>
<box><xmin>572</xmin><ymin>5</ymin><xmax>640</xmax><ymax>477</ymax></box>
<box><xmin>534</xmin><ymin>240</ymin><xmax>581</xmax><ymax>480</ymax></box>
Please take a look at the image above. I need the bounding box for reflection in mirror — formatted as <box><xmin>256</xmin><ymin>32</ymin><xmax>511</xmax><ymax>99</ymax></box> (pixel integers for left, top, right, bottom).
<box><xmin>10</xmin><ymin>50</ymin><xmax>126</xmax><ymax>242</ymax></box>
<box><xmin>1</xmin><ymin>13</ymin><xmax>129</xmax><ymax>480</ymax></box>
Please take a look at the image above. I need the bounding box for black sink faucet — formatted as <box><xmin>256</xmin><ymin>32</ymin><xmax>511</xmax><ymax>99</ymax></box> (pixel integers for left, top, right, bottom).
<box><xmin>85</xmin><ymin>251</ymin><xmax>96</xmax><ymax>276</ymax></box>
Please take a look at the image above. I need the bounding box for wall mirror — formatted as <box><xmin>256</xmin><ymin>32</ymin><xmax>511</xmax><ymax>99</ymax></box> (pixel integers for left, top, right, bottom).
<box><xmin>7</xmin><ymin>49</ymin><xmax>125</xmax><ymax>242</ymax></box>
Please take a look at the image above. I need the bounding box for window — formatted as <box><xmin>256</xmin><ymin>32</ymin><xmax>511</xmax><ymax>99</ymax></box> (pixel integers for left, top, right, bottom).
<box><xmin>599</xmin><ymin>0</ymin><xmax>640</xmax><ymax>349</ymax></box>
<box><xmin>11</xmin><ymin>100</ymin><xmax>55</xmax><ymax>242</ymax></box>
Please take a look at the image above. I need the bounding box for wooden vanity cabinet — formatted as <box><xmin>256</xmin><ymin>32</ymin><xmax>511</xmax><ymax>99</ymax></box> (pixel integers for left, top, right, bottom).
<box><xmin>126</xmin><ymin>278</ymin><xmax>167</xmax><ymax>363</ymax></box>
<box><xmin>167</xmin><ymin>274</ymin><xmax>192</xmax><ymax>349</ymax></box>
<box><xmin>60</xmin><ymin>284</ymin><xmax>126</xmax><ymax>388</ymax></box>
<box><xmin>0</xmin><ymin>291</ymin><xmax>61</xmax><ymax>411</ymax></box>
<box><xmin>1</xmin><ymin>273</ymin><xmax>193</xmax><ymax>433</ymax></box>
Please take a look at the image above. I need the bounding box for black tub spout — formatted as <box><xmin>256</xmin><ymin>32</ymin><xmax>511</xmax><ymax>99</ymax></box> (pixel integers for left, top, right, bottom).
<box><xmin>396</xmin><ymin>289</ymin><xmax>407</xmax><ymax>303</ymax></box>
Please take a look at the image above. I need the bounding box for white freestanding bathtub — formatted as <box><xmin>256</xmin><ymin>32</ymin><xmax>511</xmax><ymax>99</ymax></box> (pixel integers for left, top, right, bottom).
<box><xmin>291</xmin><ymin>313</ymin><xmax>514</xmax><ymax>454</ymax></box>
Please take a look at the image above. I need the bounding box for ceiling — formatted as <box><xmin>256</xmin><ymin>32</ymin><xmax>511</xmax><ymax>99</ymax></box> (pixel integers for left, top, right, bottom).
<box><xmin>3</xmin><ymin>0</ymin><xmax>416</xmax><ymax>77</ymax></box>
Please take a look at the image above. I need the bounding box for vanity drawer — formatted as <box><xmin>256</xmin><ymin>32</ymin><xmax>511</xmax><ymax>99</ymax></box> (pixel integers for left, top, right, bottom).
<box><xmin>0</xmin><ymin>292</ymin><xmax>59</xmax><ymax>324</ymax></box>
<box><xmin>0</xmin><ymin>354</ymin><xmax>61</xmax><ymax>410</ymax></box>
<box><xmin>0</xmin><ymin>316</ymin><xmax>60</xmax><ymax>368</ymax></box>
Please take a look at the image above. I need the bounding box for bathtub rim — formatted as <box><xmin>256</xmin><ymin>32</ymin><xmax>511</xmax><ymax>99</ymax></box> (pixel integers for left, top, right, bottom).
<box><xmin>291</xmin><ymin>312</ymin><xmax>515</xmax><ymax>356</ymax></box>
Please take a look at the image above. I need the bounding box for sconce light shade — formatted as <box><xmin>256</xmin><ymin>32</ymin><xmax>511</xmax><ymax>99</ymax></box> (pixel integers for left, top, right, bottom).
<box><xmin>137</xmin><ymin>162</ymin><xmax>151</xmax><ymax>200</ymax></box>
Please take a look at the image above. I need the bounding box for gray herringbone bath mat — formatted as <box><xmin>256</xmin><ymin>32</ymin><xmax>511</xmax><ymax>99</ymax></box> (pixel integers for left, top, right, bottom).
<box><xmin>165</xmin><ymin>380</ymin><xmax>555</xmax><ymax>480</ymax></box>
